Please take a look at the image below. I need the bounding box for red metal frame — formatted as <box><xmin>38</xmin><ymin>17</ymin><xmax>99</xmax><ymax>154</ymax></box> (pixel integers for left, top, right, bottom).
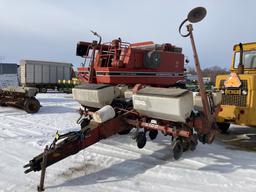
<box><xmin>24</xmin><ymin>104</ymin><xmax>217</xmax><ymax>174</ymax></box>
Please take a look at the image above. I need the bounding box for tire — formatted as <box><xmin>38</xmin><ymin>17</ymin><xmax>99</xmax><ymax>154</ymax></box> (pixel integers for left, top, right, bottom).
<box><xmin>149</xmin><ymin>130</ymin><xmax>158</xmax><ymax>140</ymax></box>
<box><xmin>217</xmin><ymin>122</ymin><xmax>230</xmax><ymax>134</ymax></box>
<box><xmin>136</xmin><ymin>132</ymin><xmax>147</xmax><ymax>149</ymax></box>
<box><xmin>198</xmin><ymin>131</ymin><xmax>215</xmax><ymax>144</ymax></box>
<box><xmin>189</xmin><ymin>134</ymin><xmax>198</xmax><ymax>151</ymax></box>
<box><xmin>172</xmin><ymin>140</ymin><xmax>183</xmax><ymax>160</ymax></box>
<box><xmin>181</xmin><ymin>140</ymin><xmax>190</xmax><ymax>152</ymax></box>
<box><xmin>24</xmin><ymin>98</ymin><xmax>40</xmax><ymax>113</ymax></box>
<box><xmin>33</xmin><ymin>97</ymin><xmax>41</xmax><ymax>107</ymax></box>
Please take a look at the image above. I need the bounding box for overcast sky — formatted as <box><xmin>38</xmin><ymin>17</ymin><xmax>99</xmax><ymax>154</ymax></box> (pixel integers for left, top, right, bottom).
<box><xmin>0</xmin><ymin>0</ymin><xmax>255</xmax><ymax>69</ymax></box>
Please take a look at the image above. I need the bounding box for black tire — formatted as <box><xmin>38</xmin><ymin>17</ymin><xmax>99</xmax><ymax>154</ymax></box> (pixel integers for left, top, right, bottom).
<box><xmin>189</xmin><ymin>134</ymin><xmax>198</xmax><ymax>151</ymax></box>
<box><xmin>172</xmin><ymin>140</ymin><xmax>183</xmax><ymax>160</ymax></box>
<box><xmin>181</xmin><ymin>140</ymin><xmax>190</xmax><ymax>152</ymax></box>
<box><xmin>33</xmin><ymin>97</ymin><xmax>41</xmax><ymax>107</ymax></box>
<box><xmin>136</xmin><ymin>132</ymin><xmax>147</xmax><ymax>149</ymax></box>
<box><xmin>40</xmin><ymin>88</ymin><xmax>47</xmax><ymax>93</ymax></box>
<box><xmin>24</xmin><ymin>98</ymin><xmax>40</xmax><ymax>113</ymax></box>
<box><xmin>149</xmin><ymin>130</ymin><xmax>158</xmax><ymax>140</ymax></box>
<box><xmin>198</xmin><ymin>131</ymin><xmax>215</xmax><ymax>144</ymax></box>
<box><xmin>217</xmin><ymin>122</ymin><xmax>230</xmax><ymax>134</ymax></box>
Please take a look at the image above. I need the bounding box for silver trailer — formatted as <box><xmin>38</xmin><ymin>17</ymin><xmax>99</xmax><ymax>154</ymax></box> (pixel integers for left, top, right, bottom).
<box><xmin>20</xmin><ymin>60</ymin><xmax>73</xmax><ymax>93</ymax></box>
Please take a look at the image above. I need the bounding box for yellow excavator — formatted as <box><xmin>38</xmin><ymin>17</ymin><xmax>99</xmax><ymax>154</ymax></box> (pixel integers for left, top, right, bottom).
<box><xmin>215</xmin><ymin>42</ymin><xmax>256</xmax><ymax>132</ymax></box>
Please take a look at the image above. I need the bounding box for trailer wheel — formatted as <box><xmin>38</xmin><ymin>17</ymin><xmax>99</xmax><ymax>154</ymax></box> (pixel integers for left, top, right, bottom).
<box><xmin>24</xmin><ymin>98</ymin><xmax>40</xmax><ymax>113</ymax></box>
<box><xmin>40</xmin><ymin>88</ymin><xmax>47</xmax><ymax>93</ymax></box>
<box><xmin>217</xmin><ymin>122</ymin><xmax>230</xmax><ymax>134</ymax></box>
<box><xmin>149</xmin><ymin>130</ymin><xmax>158</xmax><ymax>140</ymax></box>
<box><xmin>198</xmin><ymin>131</ymin><xmax>215</xmax><ymax>144</ymax></box>
<box><xmin>181</xmin><ymin>139</ymin><xmax>190</xmax><ymax>152</ymax></box>
<box><xmin>33</xmin><ymin>97</ymin><xmax>41</xmax><ymax>107</ymax></box>
<box><xmin>136</xmin><ymin>132</ymin><xmax>147</xmax><ymax>149</ymax></box>
<box><xmin>172</xmin><ymin>140</ymin><xmax>183</xmax><ymax>160</ymax></box>
<box><xmin>189</xmin><ymin>134</ymin><xmax>198</xmax><ymax>151</ymax></box>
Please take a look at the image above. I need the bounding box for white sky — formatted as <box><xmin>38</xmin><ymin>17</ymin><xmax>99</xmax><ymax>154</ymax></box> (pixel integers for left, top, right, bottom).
<box><xmin>0</xmin><ymin>0</ymin><xmax>255</xmax><ymax>68</ymax></box>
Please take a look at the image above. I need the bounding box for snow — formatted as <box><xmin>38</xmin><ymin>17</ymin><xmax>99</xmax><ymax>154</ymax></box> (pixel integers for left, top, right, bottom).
<box><xmin>0</xmin><ymin>93</ymin><xmax>256</xmax><ymax>192</ymax></box>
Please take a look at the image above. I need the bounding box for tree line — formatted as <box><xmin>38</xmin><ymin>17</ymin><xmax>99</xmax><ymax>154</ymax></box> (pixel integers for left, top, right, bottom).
<box><xmin>187</xmin><ymin>66</ymin><xmax>229</xmax><ymax>83</ymax></box>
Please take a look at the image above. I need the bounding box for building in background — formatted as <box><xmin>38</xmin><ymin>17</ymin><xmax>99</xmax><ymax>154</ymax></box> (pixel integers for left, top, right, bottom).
<box><xmin>186</xmin><ymin>74</ymin><xmax>211</xmax><ymax>83</ymax></box>
<box><xmin>0</xmin><ymin>63</ymin><xmax>19</xmax><ymax>88</ymax></box>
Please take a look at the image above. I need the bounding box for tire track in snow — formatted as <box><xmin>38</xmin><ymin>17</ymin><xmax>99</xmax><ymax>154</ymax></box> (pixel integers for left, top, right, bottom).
<box><xmin>66</xmin><ymin>141</ymin><xmax>206</xmax><ymax>180</ymax></box>
<box><xmin>6</xmin><ymin>115</ymin><xmax>59</xmax><ymax>131</ymax></box>
<box><xmin>0</xmin><ymin>118</ymin><xmax>42</xmax><ymax>136</ymax></box>
<box><xmin>56</xmin><ymin>146</ymin><xmax>229</xmax><ymax>192</ymax></box>
<box><xmin>0</xmin><ymin>115</ymin><xmax>62</xmax><ymax>139</ymax></box>
<box><xmin>93</xmin><ymin>139</ymin><xmax>208</xmax><ymax>170</ymax></box>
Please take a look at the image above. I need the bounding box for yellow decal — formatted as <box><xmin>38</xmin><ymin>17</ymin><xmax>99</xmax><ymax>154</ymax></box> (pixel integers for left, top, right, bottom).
<box><xmin>224</xmin><ymin>89</ymin><xmax>241</xmax><ymax>95</ymax></box>
<box><xmin>55</xmin><ymin>131</ymin><xmax>60</xmax><ymax>140</ymax></box>
<box><xmin>224</xmin><ymin>73</ymin><xmax>241</xmax><ymax>88</ymax></box>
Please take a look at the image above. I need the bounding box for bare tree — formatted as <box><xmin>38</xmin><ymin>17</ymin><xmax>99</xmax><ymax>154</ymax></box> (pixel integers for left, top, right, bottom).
<box><xmin>203</xmin><ymin>66</ymin><xmax>228</xmax><ymax>82</ymax></box>
<box><xmin>186</xmin><ymin>66</ymin><xmax>228</xmax><ymax>83</ymax></box>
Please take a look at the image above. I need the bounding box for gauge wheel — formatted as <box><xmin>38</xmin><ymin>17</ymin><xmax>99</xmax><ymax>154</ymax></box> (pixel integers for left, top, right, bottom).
<box><xmin>149</xmin><ymin>130</ymin><xmax>158</xmax><ymax>140</ymax></box>
<box><xmin>181</xmin><ymin>139</ymin><xmax>190</xmax><ymax>152</ymax></box>
<box><xmin>172</xmin><ymin>140</ymin><xmax>183</xmax><ymax>160</ymax></box>
<box><xmin>136</xmin><ymin>132</ymin><xmax>147</xmax><ymax>149</ymax></box>
<box><xmin>198</xmin><ymin>131</ymin><xmax>215</xmax><ymax>144</ymax></box>
<box><xmin>189</xmin><ymin>134</ymin><xmax>198</xmax><ymax>151</ymax></box>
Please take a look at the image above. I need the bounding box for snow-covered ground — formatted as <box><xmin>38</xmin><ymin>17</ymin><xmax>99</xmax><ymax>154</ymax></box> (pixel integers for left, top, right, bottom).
<box><xmin>0</xmin><ymin>93</ymin><xmax>256</xmax><ymax>192</ymax></box>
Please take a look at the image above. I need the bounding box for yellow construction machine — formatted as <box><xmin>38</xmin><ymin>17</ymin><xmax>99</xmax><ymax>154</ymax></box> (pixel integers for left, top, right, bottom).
<box><xmin>216</xmin><ymin>42</ymin><xmax>256</xmax><ymax>132</ymax></box>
